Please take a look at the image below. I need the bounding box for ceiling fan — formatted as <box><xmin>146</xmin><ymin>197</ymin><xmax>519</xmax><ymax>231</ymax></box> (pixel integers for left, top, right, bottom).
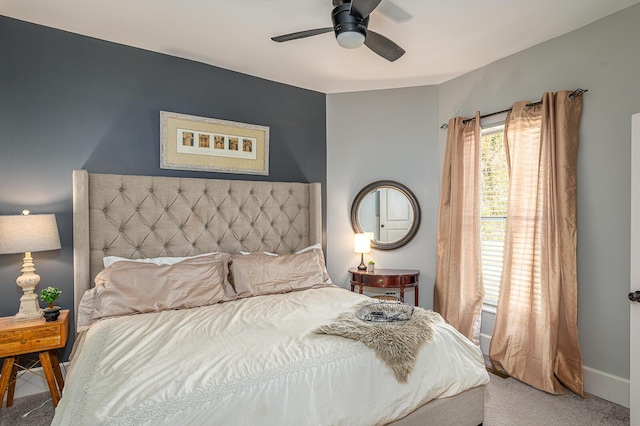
<box><xmin>271</xmin><ymin>0</ymin><xmax>406</xmax><ymax>62</ymax></box>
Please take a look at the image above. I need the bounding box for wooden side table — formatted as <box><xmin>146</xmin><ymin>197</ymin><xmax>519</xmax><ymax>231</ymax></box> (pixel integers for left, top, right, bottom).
<box><xmin>0</xmin><ymin>310</ymin><xmax>69</xmax><ymax>408</ymax></box>
<box><xmin>349</xmin><ymin>268</ymin><xmax>420</xmax><ymax>306</ymax></box>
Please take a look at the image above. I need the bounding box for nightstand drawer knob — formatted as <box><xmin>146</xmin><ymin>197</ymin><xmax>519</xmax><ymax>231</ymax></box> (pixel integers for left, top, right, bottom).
<box><xmin>20</xmin><ymin>339</ymin><xmax>26</xmax><ymax>344</ymax></box>
<box><xmin>377</xmin><ymin>279</ymin><xmax>384</xmax><ymax>284</ymax></box>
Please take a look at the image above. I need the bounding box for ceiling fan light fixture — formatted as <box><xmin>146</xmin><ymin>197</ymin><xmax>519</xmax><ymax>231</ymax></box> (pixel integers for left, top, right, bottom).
<box><xmin>332</xmin><ymin>2</ymin><xmax>368</xmax><ymax>49</ymax></box>
<box><xmin>271</xmin><ymin>0</ymin><xmax>405</xmax><ymax>61</ymax></box>
<box><xmin>336</xmin><ymin>30</ymin><xmax>366</xmax><ymax>49</ymax></box>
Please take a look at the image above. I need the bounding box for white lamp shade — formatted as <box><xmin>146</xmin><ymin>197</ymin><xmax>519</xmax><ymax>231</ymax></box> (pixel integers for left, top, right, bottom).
<box><xmin>0</xmin><ymin>214</ymin><xmax>61</xmax><ymax>254</ymax></box>
<box><xmin>354</xmin><ymin>233</ymin><xmax>371</xmax><ymax>254</ymax></box>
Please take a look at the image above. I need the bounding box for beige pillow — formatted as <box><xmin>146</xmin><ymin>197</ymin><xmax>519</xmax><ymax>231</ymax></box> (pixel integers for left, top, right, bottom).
<box><xmin>103</xmin><ymin>252</ymin><xmax>234</xmax><ymax>294</ymax></box>
<box><xmin>230</xmin><ymin>248</ymin><xmax>334</xmax><ymax>298</ymax></box>
<box><xmin>78</xmin><ymin>253</ymin><xmax>232</xmax><ymax>331</ymax></box>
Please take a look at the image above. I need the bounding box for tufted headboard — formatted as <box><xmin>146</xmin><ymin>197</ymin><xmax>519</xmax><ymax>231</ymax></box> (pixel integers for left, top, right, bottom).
<box><xmin>72</xmin><ymin>170</ymin><xmax>322</xmax><ymax>324</ymax></box>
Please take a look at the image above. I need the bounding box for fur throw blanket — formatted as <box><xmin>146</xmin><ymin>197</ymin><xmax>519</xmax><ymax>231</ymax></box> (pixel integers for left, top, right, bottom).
<box><xmin>314</xmin><ymin>303</ymin><xmax>443</xmax><ymax>382</ymax></box>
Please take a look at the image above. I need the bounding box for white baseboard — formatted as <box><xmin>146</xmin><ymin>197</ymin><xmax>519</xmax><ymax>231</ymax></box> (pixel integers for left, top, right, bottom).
<box><xmin>1</xmin><ymin>362</ymin><xmax>69</xmax><ymax>402</ymax></box>
<box><xmin>479</xmin><ymin>333</ymin><xmax>629</xmax><ymax>408</ymax></box>
<box><xmin>584</xmin><ymin>365</ymin><xmax>630</xmax><ymax>409</ymax></box>
<box><xmin>480</xmin><ymin>332</ymin><xmax>491</xmax><ymax>356</ymax></box>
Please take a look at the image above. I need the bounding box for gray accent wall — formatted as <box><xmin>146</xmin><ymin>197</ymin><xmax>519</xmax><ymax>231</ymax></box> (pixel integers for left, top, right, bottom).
<box><xmin>0</xmin><ymin>16</ymin><xmax>326</xmax><ymax>358</ymax></box>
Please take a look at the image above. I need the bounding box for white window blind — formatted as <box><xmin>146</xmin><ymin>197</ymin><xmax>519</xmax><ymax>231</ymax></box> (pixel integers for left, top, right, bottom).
<box><xmin>480</xmin><ymin>125</ymin><xmax>508</xmax><ymax>306</ymax></box>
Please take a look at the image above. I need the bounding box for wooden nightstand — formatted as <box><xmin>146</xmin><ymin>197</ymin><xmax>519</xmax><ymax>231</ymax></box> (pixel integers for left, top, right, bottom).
<box><xmin>349</xmin><ymin>268</ymin><xmax>419</xmax><ymax>305</ymax></box>
<box><xmin>0</xmin><ymin>310</ymin><xmax>69</xmax><ymax>408</ymax></box>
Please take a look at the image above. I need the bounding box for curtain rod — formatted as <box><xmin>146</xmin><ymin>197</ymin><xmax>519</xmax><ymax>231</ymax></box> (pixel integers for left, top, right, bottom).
<box><xmin>439</xmin><ymin>88</ymin><xmax>588</xmax><ymax>129</ymax></box>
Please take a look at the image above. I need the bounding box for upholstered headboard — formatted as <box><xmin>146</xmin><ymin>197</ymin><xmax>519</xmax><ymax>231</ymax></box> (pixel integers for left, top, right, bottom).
<box><xmin>72</xmin><ymin>170</ymin><xmax>322</xmax><ymax>324</ymax></box>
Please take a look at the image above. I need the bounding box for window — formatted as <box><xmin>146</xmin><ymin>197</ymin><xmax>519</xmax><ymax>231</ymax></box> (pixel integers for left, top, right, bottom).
<box><xmin>480</xmin><ymin>125</ymin><xmax>508</xmax><ymax>306</ymax></box>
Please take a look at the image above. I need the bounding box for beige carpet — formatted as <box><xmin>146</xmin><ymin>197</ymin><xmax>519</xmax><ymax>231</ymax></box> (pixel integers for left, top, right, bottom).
<box><xmin>0</xmin><ymin>392</ymin><xmax>53</xmax><ymax>426</ymax></box>
<box><xmin>0</xmin><ymin>373</ymin><xmax>631</xmax><ymax>425</ymax></box>
<box><xmin>484</xmin><ymin>373</ymin><xmax>630</xmax><ymax>426</ymax></box>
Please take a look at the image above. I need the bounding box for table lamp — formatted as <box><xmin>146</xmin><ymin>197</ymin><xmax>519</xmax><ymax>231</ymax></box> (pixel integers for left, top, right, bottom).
<box><xmin>354</xmin><ymin>233</ymin><xmax>371</xmax><ymax>271</ymax></box>
<box><xmin>0</xmin><ymin>211</ymin><xmax>61</xmax><ymax>322</ymax></box>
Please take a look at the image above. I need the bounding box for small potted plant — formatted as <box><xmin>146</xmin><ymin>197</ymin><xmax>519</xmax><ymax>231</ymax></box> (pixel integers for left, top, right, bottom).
<box><xmin>40</xmin><ymin>286</ymin><xmax>62</xmax><ymax>322</ymax></box>
<box><xmin>367</xmin><ymin>260</ymin><xmax>375</xmax><ymax>273</ymax></box>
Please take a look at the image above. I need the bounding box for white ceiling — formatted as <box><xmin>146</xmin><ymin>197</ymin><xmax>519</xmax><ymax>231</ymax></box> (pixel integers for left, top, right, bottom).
<box><xmin>2</xmin><ymin>0</ymin><xmax>639</xmax><ymax>93</ymax></box>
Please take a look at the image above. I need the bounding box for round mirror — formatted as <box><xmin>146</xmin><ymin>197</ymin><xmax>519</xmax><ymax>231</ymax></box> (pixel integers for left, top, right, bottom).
<box><xmin>350</xmin><ymin>180</ymin><xmax>421</xmax><ymax>250</ymax></box>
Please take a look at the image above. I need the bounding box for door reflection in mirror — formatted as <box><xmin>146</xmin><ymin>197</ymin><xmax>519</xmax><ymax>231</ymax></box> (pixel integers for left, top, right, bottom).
<box><xmin>357</xmin><ymin>188</ymin><xmax>414</xmax><ymax>243</ymax></box>
<box><xmin>351</xmin><ymin>180</ymin><xmax>421</xmax><ymax>250</ymax></box>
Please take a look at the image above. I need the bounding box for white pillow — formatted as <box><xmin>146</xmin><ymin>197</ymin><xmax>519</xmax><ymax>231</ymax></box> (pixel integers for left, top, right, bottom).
<box><xmin>239</xmin><ymin>251</ymin><xmax>277</xmax><ymax>256</ymax></box>
<box><xmin>295</xmin><ymin>243</ymin><xmax>322</xmax><ymax>254</ymax></box>
<box><xmin>239</xmin><ymin>243</ymin><xmax>321</xmax><ymax>256</ymax></box>
<box><xmin>103</xmin><ymin>252</ymin><xmax>221</xmax><ymax>268</ymax></box>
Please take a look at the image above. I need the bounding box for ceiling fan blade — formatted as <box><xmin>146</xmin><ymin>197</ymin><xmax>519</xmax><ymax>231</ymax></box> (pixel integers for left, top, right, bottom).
<box><xmin>376</xmin><ymin>0</ymin><xmax>412</xmax><ymax>23</ymax></box>
<box><xmin>364</xmin><ymin>30</ymin><xmax>405</xmax><ymax>62</ymax></box>
<box><xmin>271</xmin><ymin>27</ymin><xmax>333</xmax><ymax>43</ymax></box>
<box><xmin>349</xmin><ymin>0</ymin><xmax>382</xmax><ymax>20</ymax></box>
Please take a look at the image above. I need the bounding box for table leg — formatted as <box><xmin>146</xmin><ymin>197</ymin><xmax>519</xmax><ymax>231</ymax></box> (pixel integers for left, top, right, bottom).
<box><xmin>0</xmin><ymin>357</ymin><xmax>15</xmax><ymax>409</ymax></box>
<box><xmin>415</xmin><ymin>286</ymin><xmax>419</xmax><ymax>306</ymax></box>
<box><xmin>39</xmin><ymin>350</ymin><xmax>61</xmax><ymax>407</ymax></box>
<box><xmin>6</xmin><ymin>361</ymin><xmax>18</xmax><ymax>407</ymax></box>
<box><xmin>400</xmin><ymin>285</ymin><xmax>405</xmax><ymax>302</ymax></box>
<box><xmin>358</xmin><ymin>284</ymin><xmax>364</xmax><ymax>295</ymax></box>
<box><xmin>50</xmin><ymin>350</ymin><xmax>65</xmax><ymax>392</ymax></box>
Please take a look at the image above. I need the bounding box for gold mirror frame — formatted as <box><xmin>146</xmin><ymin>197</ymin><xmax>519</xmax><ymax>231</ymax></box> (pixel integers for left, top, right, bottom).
<box><xmin>350</xmin><ymin>180</ymin><xmax>421</xmax><ymax>250</ymax></box>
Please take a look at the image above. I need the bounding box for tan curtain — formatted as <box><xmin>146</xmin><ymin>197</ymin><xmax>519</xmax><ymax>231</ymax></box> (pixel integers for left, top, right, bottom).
<box><xmin>489</xmin><ymin>91</ymin><xmax>584</xmax><ymax>396</ymax></box>
<box><xmin>434</xmin><ymin>113</ymin><xmax>484</xmax><ymax>344</ymax></box>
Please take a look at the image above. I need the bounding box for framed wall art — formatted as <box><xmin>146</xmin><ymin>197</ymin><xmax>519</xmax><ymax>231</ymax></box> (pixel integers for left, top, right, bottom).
<box><xmin>160</xmin><ymin>111</ymin><xmax>269</xmax><ymax>175</ymax></box>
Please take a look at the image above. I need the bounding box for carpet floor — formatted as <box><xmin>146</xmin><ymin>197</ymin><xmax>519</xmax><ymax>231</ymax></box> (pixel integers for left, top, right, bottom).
<box><xmin>0</xmin><ymin>373</ymin><xmax>631</xmax><ymax>425</ymax></box>
<box><xmin>484</xmin><ymin>373</ymin><xmax>630</xmax><ymax>425</ymax></box>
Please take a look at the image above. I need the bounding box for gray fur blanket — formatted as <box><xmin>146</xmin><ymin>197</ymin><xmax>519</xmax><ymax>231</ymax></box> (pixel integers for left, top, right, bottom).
<box><xmin>314</xmin><ymin>303</ymin><xmax>443</xmax><ymax>382</ymax></box>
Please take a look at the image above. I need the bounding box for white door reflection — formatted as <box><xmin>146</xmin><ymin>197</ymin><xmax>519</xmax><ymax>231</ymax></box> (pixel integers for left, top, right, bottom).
<box><xmin>357</xmin><ymin>188</ymin><xmax>413</xmax><ymax>244</ymax></box>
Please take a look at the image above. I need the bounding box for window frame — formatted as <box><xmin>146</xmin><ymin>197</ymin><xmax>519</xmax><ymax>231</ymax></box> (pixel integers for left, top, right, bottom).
<box><xmin>480</xmin><ymin>121</ymin><xmax>508</xmax><ymax>308</ymax></box>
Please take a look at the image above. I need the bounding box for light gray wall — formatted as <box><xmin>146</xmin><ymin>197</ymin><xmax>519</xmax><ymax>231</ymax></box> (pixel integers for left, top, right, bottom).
<box><xmin>438</xmin><ymin>4</ymin><xmax>640</xmax><ymax>382</ymax></box>
<box><xmin>327</xmin><ymin>3</ymin><xmax>640</xmax><ymax>396</ymax></box>
<box><xmin>326</xmin><ymin>86</ymin><xmax>440</xmax><ymax>307</ymax></box>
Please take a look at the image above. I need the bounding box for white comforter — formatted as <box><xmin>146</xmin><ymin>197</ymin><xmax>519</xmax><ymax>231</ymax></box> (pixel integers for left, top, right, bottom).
<box><xmin>53</xmin><ymin>287</ymin><xmax>489</xmax><ymax>426</ymax></box>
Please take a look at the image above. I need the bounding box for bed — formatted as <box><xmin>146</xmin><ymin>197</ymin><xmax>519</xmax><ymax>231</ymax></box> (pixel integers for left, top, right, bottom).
<box><xmin>52</xmin><ymin>170</ymin><xmax>489</xmax><ymax>425</ymax></box>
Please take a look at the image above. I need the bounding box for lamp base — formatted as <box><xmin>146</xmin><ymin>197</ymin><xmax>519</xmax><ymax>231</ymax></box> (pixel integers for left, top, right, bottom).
<box><xmin>14</xmin><ymin>288</ymin><xmax>44</xmax><ymax>322</ymax></box>
<box><xmin>14</xmin><ymin>306</ymin><xmax>43</xmax><ymax>322</ymax></box>
<box><xmin>13</xmin><ymin>252</ymin><xmax>44</xmax><ymax>322</ymax></box>
<box><xmin>357</xmin><ymin>253</ymin><xmax>367</xmax><ymax>271</ymax></box>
